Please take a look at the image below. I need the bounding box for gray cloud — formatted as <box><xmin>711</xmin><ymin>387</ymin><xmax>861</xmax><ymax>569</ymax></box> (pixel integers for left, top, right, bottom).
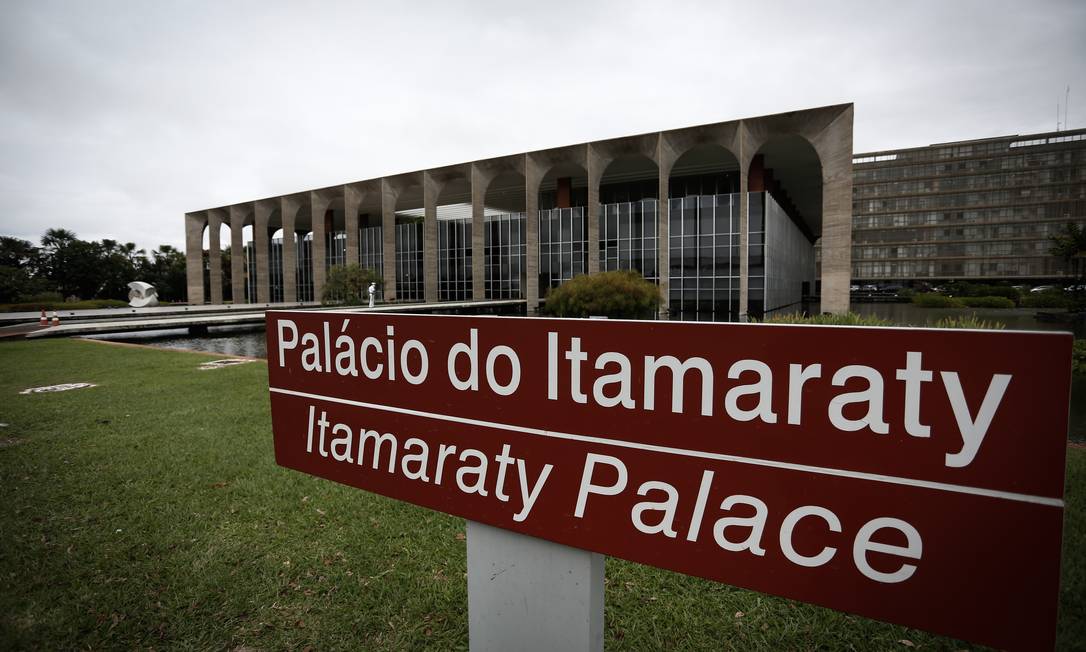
<box><xmin>1</xmin><ymin>0</ymin><xmax>1083</xmax><ymax>251</ymax></box>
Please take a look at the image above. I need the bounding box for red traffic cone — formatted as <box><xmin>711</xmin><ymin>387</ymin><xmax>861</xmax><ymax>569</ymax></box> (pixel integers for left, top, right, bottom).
<box><xmin>40</xmin><ymin>309</ymin><xmax>47</xmax><ymax>326</ymax></box>
<box><xmin>50</xmin><ymin>310</ymin><xmax>59</xmax><ymax>327</ymax></box>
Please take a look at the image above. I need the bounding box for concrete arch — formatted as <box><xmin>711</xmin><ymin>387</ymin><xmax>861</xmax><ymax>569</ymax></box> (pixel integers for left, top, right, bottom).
<box><xmin>595</xmin><ymin>153</ymin><xmax>661</xmax><ymax>280</ymax></box>
<box><xmin>383</xmin><ymin>173</ymin><xmax>425</xmax><ymax>302</ymax></box>
<box><xmin>249</xmin><ymin>199</ymin><xmax>280</xmax><ymax>304</ymax></box>
<box><xmin>228</xmin><ymin>204</ymin><xmax>254</xmax><ymax>304</ymax></box>
<box><xmin>185</xmin><ymin>211</ymin><xmax>207</xmax><ymax>304</ymax></box>
<box><xmin>659</xmin><ymin>124</ymin><xmax>741</xmax><ymax>177</ymax></box>
<box><xmin>483</xmin><ymin>170</ymin><xmax>527</xmax><ymax>214</ymax></box>
<box><xmin>476</xmin><ymin>167</ymin><xmax>528</xmax><ymax>301</ymax></box>
<box><xmin>429</xmin><ymin>168</ymin><xmax>473</xmax><ymax>301</ymax></box>
<box><xmin>203</xmin><ymin>208</ymin><xmax>229</xmax><ymax>304</ymax></box>
<box><xmin>598</xmin><ymin>153</ymin><xmax>660</xmax><ymax>202</ymax></box>
<box><xmin>536</xmin><ymin>161</ymin><xmax>588</xmax><ymax>210</ymax></box>
<box><xmin>748</xmin><ymin>135</ymin><xmax>822</xmax><ymax>237</ymax></box>
<box><xmin>741</xmin><ymin>105</ymin><xmax>853</xmax><ymax>312</ymax></box>
<box><xmin>668</xmin><ymin>143</ymin><xmax>741</xmax><ymax>194</ymax></box>
<box><xmin>526</xmin><ymin>146</ymin><xmax>588</xmax><ymax>204</ymax></box>
<box><xmin>277</xmin><ymin>194</ymin><xmax>308</xmax><ymax>303</ymax></box>
<box><xmin>344</xmin><ymin>180</ymin><xmax>381</xmax><ymax>277</ymax></box>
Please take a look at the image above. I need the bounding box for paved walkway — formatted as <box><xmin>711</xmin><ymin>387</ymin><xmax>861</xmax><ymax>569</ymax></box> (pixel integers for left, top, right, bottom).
<box><xmin>20</xmin><ymin>299</ymin><xmax>527</xmax><ymax>339</ymax></box>
<box><xmin>0</xmin><ymin>322</ymin><xmax>50</xmax><ymax>339</ymax></box>
<box><xmin>0</xmin><ymin>301</ymin><xmax>321</xmax><ymax>326</ymax></box>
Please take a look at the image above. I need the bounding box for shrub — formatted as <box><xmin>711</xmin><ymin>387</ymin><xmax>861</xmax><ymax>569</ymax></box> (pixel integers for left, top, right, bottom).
<box><xmin>931</xmin><ymin>315</ymin><xmax>1006</xmax><ymax>329</ymax></box>
<box><xmin>896</xmin><ymin>288</ymin><xmax>916</xmax><ymax>299</ymax></box>
<box><xmin>960</xmin><ymin>296</ymin><xmax>1016</xmax><ymax>309</ymax></box>
<box><xmin>760</xmin><ymin>312</ymin><xmax>895</xmax><ymax>327</ymax></box>
<box><xmin>0</xmin><ymin>298</ymin><xmax>128</xmax><ymax>312</ymax></box>
<box><xmin>940</xmin><ymin>283</ymin><xmax>1021</xmax><ymax>303</ymax></box>
<box><xmin>912</xmin><ymin>293</ymin><xmax>963</xmax><ymax>308</ymax></box>
<box><xmin>21</xmin><ymin>292</ymin><xmax>64</xmax><ymax>304</ymax></box>
<box><xmin>984</xmin><ymin>286</ymin><xmax>1022</xmax><ymax>303</ymax></box>
<box><xmin>1021</xmin><ymin>290</ymin><xmax>1070</xmax><ymax>309</ymax></box>
<box><xmin>543</xmin><ymin>270</ymin><xmax>660</xmax><ymax>319</ymax></box>
<box><xmin>1074</xmin><ymin>340</ymin><xmax>1086</xmax><ymax>375</ymax></box>
<box><xmin>760</xmin><ymin>312</ymin><xmax>1008</xmax><ymax>330</ymax></box>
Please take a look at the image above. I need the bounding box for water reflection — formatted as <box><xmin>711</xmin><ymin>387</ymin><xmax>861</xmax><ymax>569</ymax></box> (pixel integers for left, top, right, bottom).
<box><xmin>86</xmin><ymin>305</ymin><xmax>1080</xmax><ymax>362</ymax></box>
<box><xmin>87</xmin><ymin>325</ymin><xmax>268</xmax><ymax>358</ymax></box>
<box><xmin>851</xmin><ymin>304</ymin><xmax>1083</xmax><ymax>337</ymax></box>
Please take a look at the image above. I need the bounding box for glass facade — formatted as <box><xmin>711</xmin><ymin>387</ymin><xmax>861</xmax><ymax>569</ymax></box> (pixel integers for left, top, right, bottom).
<box><xmin>262</xmin><ymin>234</ymin><xmax>311</xmax><ymax>302</ymax></box>
<box><xmin>268</xmin><ymin>236</ymin><xmax>284</xmax><ymax>303</ymax></box>
<box><xmin>485</xmin><ymin>212</ymin><xmax>525</xmax><ymax>299</ymax></box>
<box><xmin>599</xmin><ymin>199</ymin><xmax>658</xmax><ymax>282</ymax></box>
<box><xmin>438</xmin><ymin>219</ymin><xmax>473</xmax><ymax>301</ymax></box>
<box><xmin>664</xmin><ymin>192</ymin><xmax>810</xmax><ymax>321</ymax></box>
<box><xmin>244</xmin><ymin>242</ymin><xmax>257</xmax><ymax>302</ymax></box>
<box><xmin>395</xmin><ymin>222</ymin><xmax>424</xmax><ymax>301</ymax></box>
<box><xmin>667</xmin><ymin>193</ymin><xmax>746</xmax><ymax>321</ymax></box>
<box><xmin>360</xmin><ymin>225</ymin><xmax>383</xmax><ymax>273</ymax></box>
<box><xmin>538</xmin><ymin>207</ymin><xmax>587</xmax><ymax>290</ymax></box>
<box><xmin>850</xmin><ymin>128</ymin><xmax>1086</xmax><ymax>282</ymax></box>
<box><xmin>296</xmin><ymin>234</ymin><xmax>313</xmax><ymax>302</ymax></box>
<box><xmin>236</xmin><ymin>179</ymin><xmax>814</xmax><ymax>317</ymax></box>
<box><xmin>326</xmin><ymin>231</ymin><xmax>347</xmax><ymax>269</ymax></box>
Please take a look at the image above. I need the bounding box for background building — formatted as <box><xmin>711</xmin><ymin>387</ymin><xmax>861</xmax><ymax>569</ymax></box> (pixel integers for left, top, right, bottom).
<box><xmin>850</xmin><ymin>128</ymin><xmax>1086</xmax><ymax>285</ymax></box>
<box><xmin>186</xmin><ymin>104</ymin><xmax>854</xmax><ymax>320</ymax></box>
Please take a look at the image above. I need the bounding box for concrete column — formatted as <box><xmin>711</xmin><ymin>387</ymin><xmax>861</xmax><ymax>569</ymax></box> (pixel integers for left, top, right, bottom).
<box><xmin>229</xmin><ymin>206</ymin><xmax>246</xmax><ymax>304</ymax></box>
<box><xmin>310</xmin><ymin>192</ymin><xmax>328</xmax><ymax>302</ymax></box>
<box><xmin>586</xmin><ymin>148</ymin><xmax>601</xmax><ymax>275</ymax></box>
<box><xmin>657</xmin><ymin>164</ymin><xmax>670</xmax><ymax>316</ymax></box>
<box><xmin>738</xmin><ymin>125</ymin><xmax>749</xmax><ymax>321</ymax></box>
<box><xmin>345</xmin><ymin>186</ymin><xmax>361</xmax><ymax>266</ymax></box>
<box><xmin>471</xmin><ymin>165</ymin><xmax>487</xmax><ymax>301</ymax></box>
<box><xmin>525</xmin><ymin>156</ymin><xmax>541</xmax><ymax>312</ymax></box>
<box><xmin>281</xmin><ymin>197</ymin><xmax>298</xmax><ymax>303</ymax></box>
<box><xmin>207</xmin><ymin>209</ymin><xmax>224</xmax><ymax>305</ymax></box>
<box><xmin>813</xmin><ymin>109</ymin><xmax>854</xmax><ymax>315</ymax></box>
<box><xmin>254</xmin><ymin>201</ymin><xmax>271</xmax><ymax>304</ymax></box>
<box><xmin>184</xmin><ymin>212</ymin><xmax>206</xmax><ymax>305</ymax></box>
<box><xmin>381</xmin><ymin>179</ymin><xmax>397</xmax><ymax>301</ymax></box>
<box><xmin>423</xmin><ymin>172</ymin><xmax>439</xmax><ymax>303</ymax></box>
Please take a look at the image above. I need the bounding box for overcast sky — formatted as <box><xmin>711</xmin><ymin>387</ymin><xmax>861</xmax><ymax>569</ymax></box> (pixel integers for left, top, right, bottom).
<box><xmin>1</xmin><ymin>0</ymin><xmax>1083</xmax><ymax>252</ymax></box>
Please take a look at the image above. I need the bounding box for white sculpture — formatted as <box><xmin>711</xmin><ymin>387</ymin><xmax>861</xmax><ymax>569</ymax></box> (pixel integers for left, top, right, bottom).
<box><xmin>368</xmin><ymin>282</ymin><xmax>376</xmax><ymax>308</ymax></box>
<box><xmin>128</xmin><ymin>281</ymin><xmax>159</xmax><ymax>307</ymax></box>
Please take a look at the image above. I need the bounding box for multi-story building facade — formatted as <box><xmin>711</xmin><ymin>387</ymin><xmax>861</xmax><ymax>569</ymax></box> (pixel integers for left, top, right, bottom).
<box><xmin>851</xmin><ymin>128</ymin><xmax>1086</xmax><ymax>284</ymax></box>
<box><xmin>187</xmin><ymin>104</ymin><xmax>854</xmax><ymax>319</ymax></box>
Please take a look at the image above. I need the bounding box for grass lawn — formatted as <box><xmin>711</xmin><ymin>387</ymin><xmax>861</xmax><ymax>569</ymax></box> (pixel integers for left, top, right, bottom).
<box><xmin>0</xmin><ymin>339</ymin><xmax>1083</xmax><ymax>650</ymax></box>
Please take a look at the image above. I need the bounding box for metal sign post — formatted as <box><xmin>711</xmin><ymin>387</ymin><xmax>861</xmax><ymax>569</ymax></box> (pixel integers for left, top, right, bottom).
<box><xmin>467</xmin><ymin>522</ymin><xmax>603</xmax><ymax>652</ymax></box>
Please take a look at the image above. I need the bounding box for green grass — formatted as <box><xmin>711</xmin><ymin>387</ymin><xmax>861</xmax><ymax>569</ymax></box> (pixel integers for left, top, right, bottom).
<box><xmin>0</xmin><ymin>339</ymin><xmax>1083</xmax><ymax>650</ymax></box>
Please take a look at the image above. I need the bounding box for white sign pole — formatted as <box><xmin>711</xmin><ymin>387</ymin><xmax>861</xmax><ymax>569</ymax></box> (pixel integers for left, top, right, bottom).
<box><xmin>467</xmin><ymin>521</ymin><xmax>604</xmax><ymax>652</ymax></box>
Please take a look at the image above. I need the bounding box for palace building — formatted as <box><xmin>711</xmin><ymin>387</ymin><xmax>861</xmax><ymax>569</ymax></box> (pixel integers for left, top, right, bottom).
<box><xmin>184</xmin><ymin>104</ymin><xmax>854</xmax><ymax>320</ymax></box>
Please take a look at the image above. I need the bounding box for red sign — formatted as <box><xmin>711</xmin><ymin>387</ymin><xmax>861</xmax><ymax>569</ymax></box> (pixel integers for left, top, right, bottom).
<box><xmin>266</xmin><ymin>311</ymin><xmax>1070</xmax><ymax>650</ymax></box>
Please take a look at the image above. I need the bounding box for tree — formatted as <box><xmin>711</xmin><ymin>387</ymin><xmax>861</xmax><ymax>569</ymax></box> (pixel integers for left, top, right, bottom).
<box><xmin>322</xmin><ymin>264</ymin><xmax>382</xmax><ymax>305</ymax></box>
<box><xmin>1</xmin><ymin>229</ymin><xmax>189</xmax><ymax>304</ymax></box>
<box><xmin>1050</xmin><ymin>222</ymin><xmax>1086</xmax><ymax>282</ymax></box>
<box><xmin>96</xmin><ymin>239</ymin><xmax>143</xmax><ymax>299</ymax></box>
<box><xmin>0</xmin><ymin>237</ymin><xmax>45</xmax><ymax>302</ymax></box>
<box><xmin>543</xmin><ymin>270</ymin><xmax>660</xmax><ymax>319</ymax></box>
<box><xmin>139</xmin><ymin>245</ymin><xmax>187</xmax><ymax>302</ymax></box>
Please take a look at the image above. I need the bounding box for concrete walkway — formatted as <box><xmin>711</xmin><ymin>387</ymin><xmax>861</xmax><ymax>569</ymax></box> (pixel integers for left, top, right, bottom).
<box><xmin>0</xmin><ymin>301</ymin><xmax>321</xmax><ymax>326</ymax></box>
<box><xmin>22</xmin><ymin>299</ymin><xmax>526</xmax><ymax>339</ymax></box>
